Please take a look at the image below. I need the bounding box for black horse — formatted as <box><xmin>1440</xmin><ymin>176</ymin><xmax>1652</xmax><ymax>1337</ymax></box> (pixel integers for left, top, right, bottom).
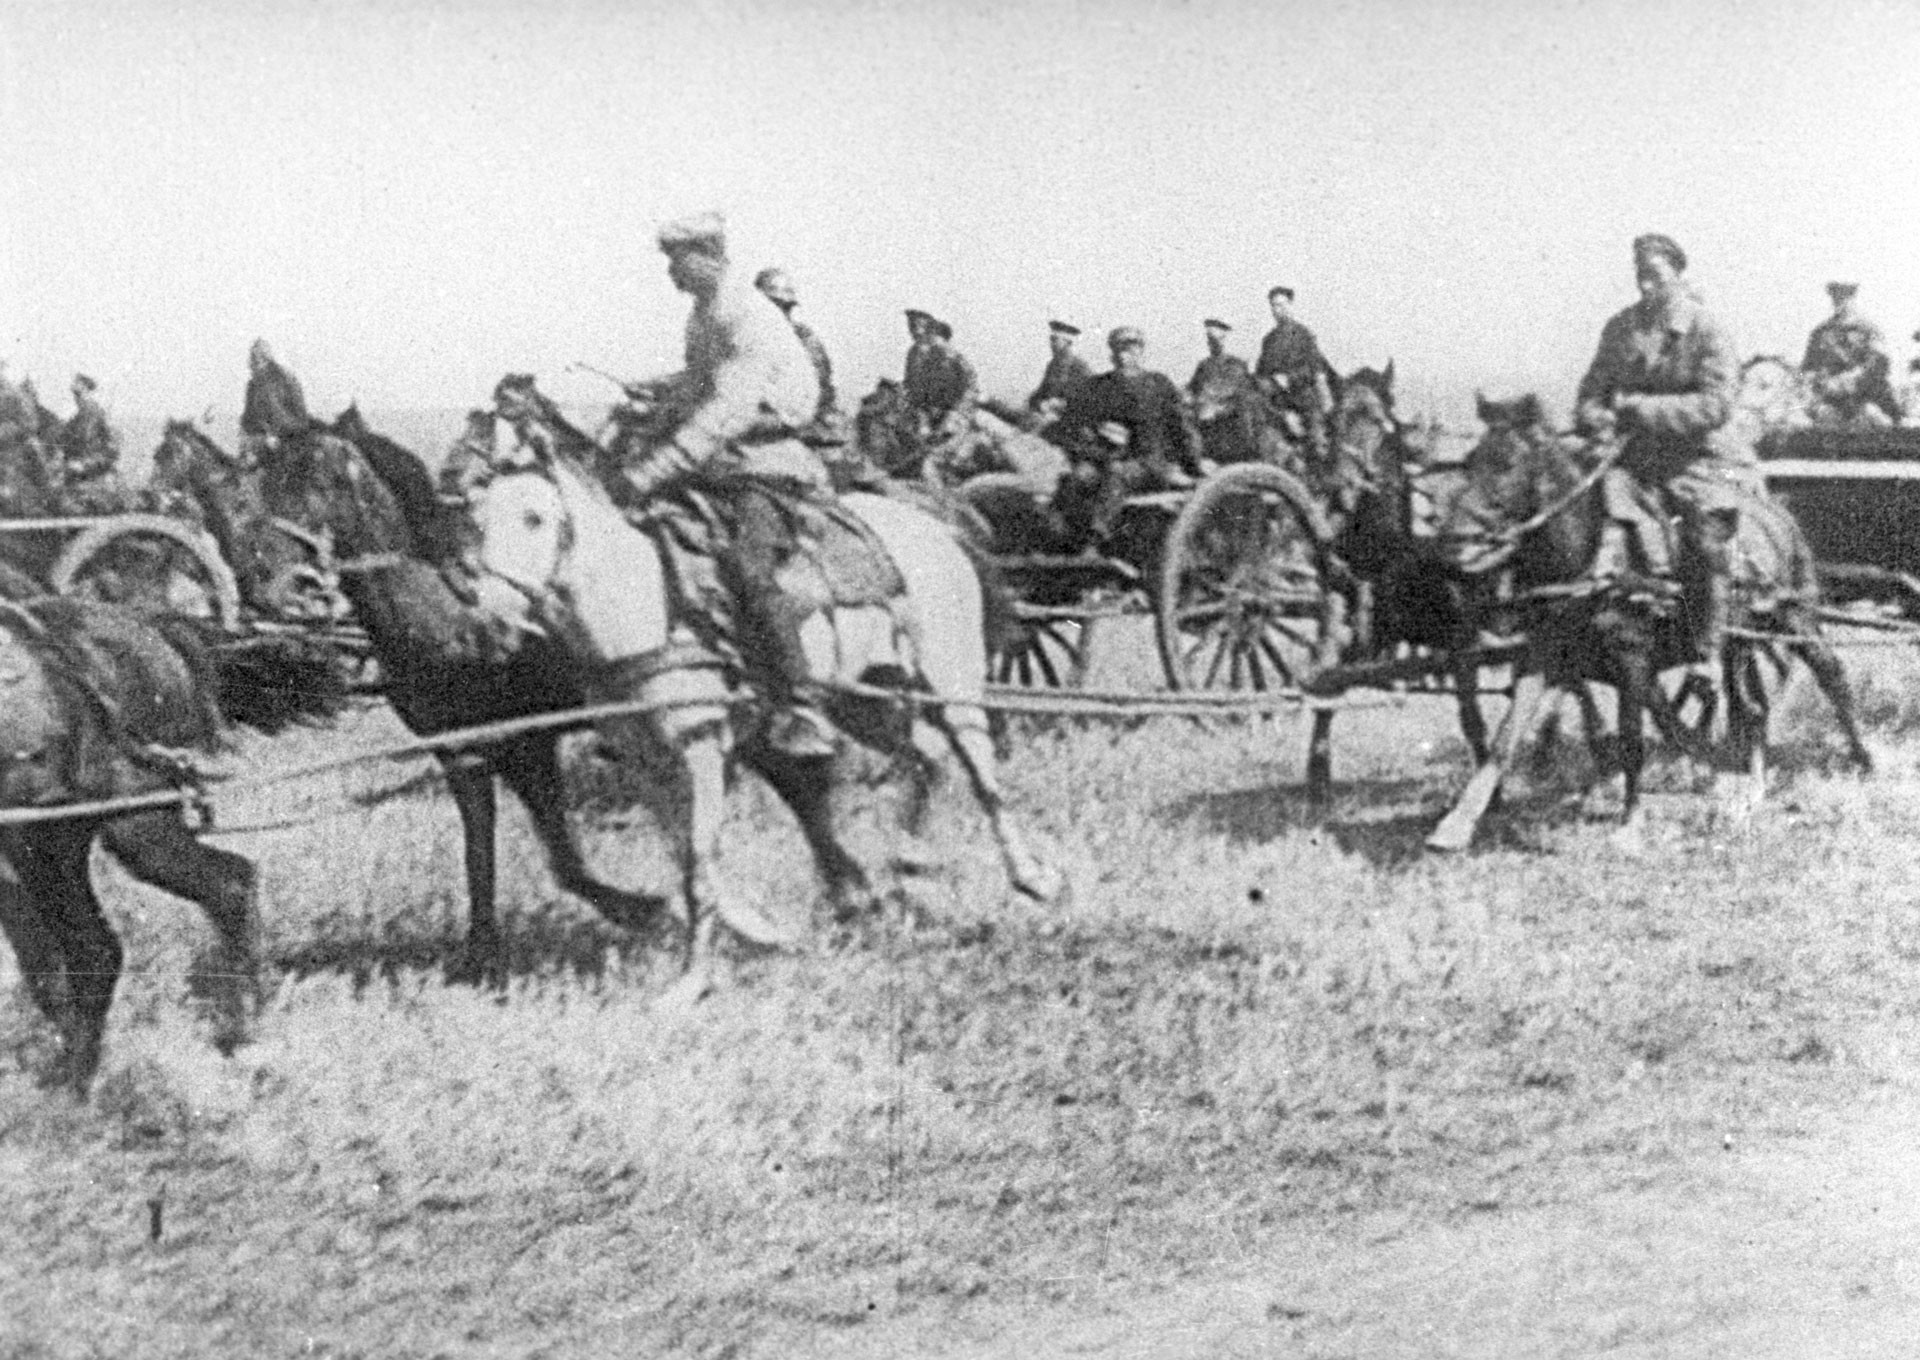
<box><xmin>258</xmin><ymin>419</ymin><xmax>665</xmax><ymax>982</ymax></box>
<box><xmin>1425</xmin><ymin>394</ymin><xmax>1872</xmax><ymax>849</ymax></box>
<box><xmin>0</xmin><ymin>596</ymin><xmax>344</xmax><ymax>1094</ymax></box>
<box><xmin>1298</xmin><ymin>365</ymin><xmax>1493</xmax><ymax>798</ymax></box>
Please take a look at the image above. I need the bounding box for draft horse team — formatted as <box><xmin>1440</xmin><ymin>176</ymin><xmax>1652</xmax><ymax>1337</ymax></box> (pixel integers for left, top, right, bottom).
<box><xmin>0</xmin><ymin>222</ymin><xmax>1880</xmax><ymax>1096</ymax></box>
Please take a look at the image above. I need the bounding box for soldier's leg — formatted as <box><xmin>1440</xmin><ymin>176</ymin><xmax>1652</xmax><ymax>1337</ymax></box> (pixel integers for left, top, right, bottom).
<box><xmin>724</xmin><ymin>492</ymin><xmax>835</xmax><ymax>757</ymax></box>
<box><xmin>1680</xmin><ymin>496</ymin><xmax>1737</xmax><ymax>664</ymax></box>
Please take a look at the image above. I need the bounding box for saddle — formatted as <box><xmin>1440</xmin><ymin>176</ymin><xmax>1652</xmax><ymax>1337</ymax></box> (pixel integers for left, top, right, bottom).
<box><xmin>1593</xmin><ymin>468</ymin><xmax>1814</xmax><ymax>612</ymax></box>
<box><xmin>641</xmin><ymin>481</ymin><xmax>906</xmax><ymax>659</ymax></box>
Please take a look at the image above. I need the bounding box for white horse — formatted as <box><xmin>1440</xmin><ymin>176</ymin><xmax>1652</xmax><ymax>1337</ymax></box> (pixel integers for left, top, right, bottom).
<box><xmin>467</xmin><ymin>450</ymin><xmax>1061</xmax><ymax>984</ymax></box>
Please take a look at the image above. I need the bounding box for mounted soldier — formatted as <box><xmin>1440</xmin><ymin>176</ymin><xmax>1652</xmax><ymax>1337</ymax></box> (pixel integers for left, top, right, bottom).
<box><xmin>1800</xmin><ymin>282</ymin><xmax>1899</xmax><ymax>427</ymax></box>
<box><xmin>1575</xmin><ymin>232</ymin><xmax>1753</xmax><ymax>683</ymax></box>
<box><xmin>1188</xmin><ymin>317</ymin><xmax>1253</xmax><ymax>403</ymax></box>
<box><xmin>900</xmin><ymin>309</ymin><xmax>982</xmax><ymax>483</ymax></box>
<box><xmin>607</xmin><ymin>211</ymin><xmax>839</xmax><ymax>759</ymax></box>
<box><xmin>754</xmin><ymin>266</ymin><xmax>872</xmax><ymax>489</ymax></box>
<box><xmin>56</xmin><ymin>373</ymin><xmax>132</xmax><ymax>513</ymax></box>
<box><xmin>240</xmin><ymin>339</ymin><xmax>316</xmax><ymax>465</ymax></box>
<box><xmin>1254</xmin><ymin>285</ymin><xmax>1335</xmax><ymax>466</ymax></box>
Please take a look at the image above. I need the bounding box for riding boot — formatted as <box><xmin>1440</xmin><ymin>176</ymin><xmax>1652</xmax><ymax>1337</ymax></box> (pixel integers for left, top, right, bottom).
<box><xmin>735</xmin><ymin>579</ymin><xmax>836</xmax><ymax>759</ymax></box>
<box><xmin>1690</xmin><ymin>507</ymin><xmax>1737</xmax><ymax>667</ymax></box>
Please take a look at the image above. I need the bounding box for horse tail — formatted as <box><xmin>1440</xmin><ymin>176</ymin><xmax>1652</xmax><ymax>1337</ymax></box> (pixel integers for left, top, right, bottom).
<box><xmin>157</xmin><ymin>618</ymin><xmax>351</xmax><ymax>734</ymax></box>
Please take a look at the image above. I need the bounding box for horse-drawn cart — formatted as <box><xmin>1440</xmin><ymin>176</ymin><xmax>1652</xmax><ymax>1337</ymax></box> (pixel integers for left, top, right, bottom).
<box><xmin>1757</xmin><ymin>425</ymin><xmax>1920</xmax><ymax>615</ymax></box>
<box><xmin>0</xmin><ymin>510</ymin><xmax>243</xmax><ymax>627</ymax></box>
<box><xmin>963</xmin><ymin>460</ymin><xmax>1340</xmax><ymax>694</ymax></box>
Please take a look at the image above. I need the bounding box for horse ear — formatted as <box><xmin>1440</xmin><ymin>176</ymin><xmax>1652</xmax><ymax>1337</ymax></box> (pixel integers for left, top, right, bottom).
<box><xmin>1519</xmin><ymin>394</ymin><xmax>1543</xmax><ymax>427</ymax></box>
<box><xmin>1475</xmin><ymin>391</ymin><xmax>1493</xmax><ymax>423</ymax></box>
<box><xmin>1382</xmin><ymin>359</ymin><xmax>1395</xmax><ymax>390</ymax></box>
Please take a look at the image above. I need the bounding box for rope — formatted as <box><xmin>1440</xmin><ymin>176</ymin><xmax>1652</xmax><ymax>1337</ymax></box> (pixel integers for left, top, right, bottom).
<box><xmin>0</xmin><ymin>671</ymin><xmax>1415</xmax><ymax>830</ymax></box>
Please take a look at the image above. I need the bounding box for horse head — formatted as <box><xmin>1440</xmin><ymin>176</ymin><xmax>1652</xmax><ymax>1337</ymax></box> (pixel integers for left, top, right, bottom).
<box><xmin>1436</xmin><ymin>393</ymin><xmax>1559</xmax><ymax>575</ymax></box>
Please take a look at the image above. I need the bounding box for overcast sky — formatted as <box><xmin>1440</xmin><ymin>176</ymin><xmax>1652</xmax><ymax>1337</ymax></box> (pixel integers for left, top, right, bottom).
<box><xmin>4</xmin><ymin>0</ymin><xmax>1919</xmax><ymax>429</ymax></box>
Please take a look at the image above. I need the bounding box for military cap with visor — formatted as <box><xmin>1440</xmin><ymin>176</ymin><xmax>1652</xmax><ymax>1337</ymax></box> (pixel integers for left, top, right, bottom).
<box><xmin>1631</xmin><ymin>233</ymin><xmax>1687</xmax><ymax>272</ymax></box>
<box><xmin>657</xmin><ymin>210</ymin><xmax>727</xmax><ymax>255</ymax></box>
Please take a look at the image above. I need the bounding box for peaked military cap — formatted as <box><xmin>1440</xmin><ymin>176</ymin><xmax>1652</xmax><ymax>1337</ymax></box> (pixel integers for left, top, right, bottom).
<box><xmin>1107</xmin><ymin>325</ymin><xmax>1145</xmax><ymax>350</ymax></box>
<box><xmin>657</xmin><ymin>211</ymin><xmax>727</xmax><ymax>255</ymax></box>
<box><xmin>1203</xmin><ymin>318</ymin><xmax>1232</xmax><ymax>331</ymax></box>
<box><xmin>1826</xmin><ymin>281</ymin><xmax>1859</xmax><ymax>300</ymax></box>
<box><xmin>1267</xmin><ymin>285</ymin><xmax>1296</xmax><ymax>302</ymax></box>
<box><xmin>1048</xmin><ymin>320</ymin><xmax>1081</xmax><ymax>336</ymax></box>
<box><xmin>1631</xmin><ymin>233</ymin><xmax>1687</xmax><ymax>272</ymax></box>
<box><xmin>71</xmin><ymin>372</ymin><xmax>97</xmax><ymax>392</ymax></box>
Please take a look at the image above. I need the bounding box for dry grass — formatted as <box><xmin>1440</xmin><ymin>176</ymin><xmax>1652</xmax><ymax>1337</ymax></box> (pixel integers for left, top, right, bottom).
<box><xmin>4</xmin><ymin>619</ymin><xmax>1920</xmax><ymax>1357</ymax></box>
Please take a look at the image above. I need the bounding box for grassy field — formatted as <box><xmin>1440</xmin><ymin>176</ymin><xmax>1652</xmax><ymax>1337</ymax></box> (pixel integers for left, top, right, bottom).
<box><xmin>5</xmin><ymin>619</ymin><xmax>1920</xmax><ymax>1357</ymax></box>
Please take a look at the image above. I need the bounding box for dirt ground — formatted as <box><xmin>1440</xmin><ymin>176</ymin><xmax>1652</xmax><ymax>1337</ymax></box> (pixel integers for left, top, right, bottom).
<box><xmin>810</xmin><ymin>1075</ymin><xmax>1920</xmax><ymax>1359</ymax></box>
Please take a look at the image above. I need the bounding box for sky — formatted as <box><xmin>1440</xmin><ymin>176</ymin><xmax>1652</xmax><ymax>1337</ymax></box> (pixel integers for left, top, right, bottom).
<box><xmin>4</xmin><ymin>0</ymin><xmax>1920</xmax><ymax>435</ymax></box>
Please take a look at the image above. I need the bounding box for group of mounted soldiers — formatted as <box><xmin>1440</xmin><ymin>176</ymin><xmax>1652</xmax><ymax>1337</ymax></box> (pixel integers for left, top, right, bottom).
<box><xmin>8</xmin><ymin>215</ymin><xmax>1918</xmax><ymax>755</ymax></box>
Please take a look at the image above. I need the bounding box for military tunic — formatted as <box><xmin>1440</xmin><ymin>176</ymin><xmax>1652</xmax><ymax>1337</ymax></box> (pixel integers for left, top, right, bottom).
<box><xmin>1801</xmin><ymin>314</ymin><xmax>1897</xmax><ymax>421</ymax></box>
<box><xmin>1188</xmin><ymin>351</ymin><xmax>1253</xmax><ymax>399</ymax></box>
<box><xmin>1028</xmin><ymin>350</ymin><xmax>1092</xmax><ymax>411</ymax></box>
<box><xmin>1254</xmin><ymin>319</ymin><xmax>1332</xmax><ymax>406</ymax></box>
<box><xmin>1060</xmin><ymin>368</ymin><xmax>1200</xmax><ymax>477</ymax></box>
<box><xmin>902</xmin><ymin>342</ymin><xmax>979</xmax><ymax>433</ymax></box>
<box><xmin>241</xmin><ymin>361</ymin><xmax>314</xmax><ymax>442</ymax></box>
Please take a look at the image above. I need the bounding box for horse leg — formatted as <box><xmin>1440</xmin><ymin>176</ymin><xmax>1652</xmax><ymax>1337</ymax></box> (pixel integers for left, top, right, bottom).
<box><xmin>1427</xmin><ymin>668</ymin><xmax>1550</xmax><ymax>852</ymax></box>
<box><xmin>11</xmin><ymin>822</ymin><xmax>120</xmax><ymax>1094</ymax></box>
<box><xmin>1615</xmin><ymin>686</ymin><xmax>1646</xmax><ymax>828</ymax></box>
<box><xmin>0</xmin><ymin>839</ymin><xmax>71</xmax><ymax>1030</ymax></box>
<box><xmin>1305</xmin><ymin>709</ymin><xmax>1334</xmax><ymax>805</ymax></box>
<box><xmin>743</xmin><ymin>739</ymin><xmax>882</xmax><ymax>924</ymax></box>
<box><xmin>102</xmin><ymin>810</ymin><xmax>257</xmax><ymax>1058</ymax></box>
<box><xmin>494</xmin><ymin>734</ymin><xmax>671</xmax><ymax>932</ymax></box>
<box><xmin>1786</xmin><ymin>617</ymin><xmax>1875</xmax><ymax>774</ymax></box>
<box><xmin>439</xmin><ymin>753</ymin><xmax>505</xmax><ymax>987</ymax></box>
<box><xmin>932</xmin><ymin>704</ymin><xmax>1060</xmax><ymax>902</ymax></box>
<box><xmin>1453</xmin><ymin>657</ymin><xmax>1489</xmax><ymax>766</ymax></box>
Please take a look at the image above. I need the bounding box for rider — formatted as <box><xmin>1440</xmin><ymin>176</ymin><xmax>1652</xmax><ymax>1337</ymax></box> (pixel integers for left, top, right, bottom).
<box><xmin>240</xmin><ymin>339</ymin><xmax>315</xmax><ymax>464</ymax></box>
<box><xmin>609</xmin><ymin>211</ymin><xmax>837</xmax><ymax>760</ymax></box>
<box><xmin>1054</xmin><ymin>326</ymin><xmax>1204</xmax><ymax>543</ymax></box>
<box><xmin>57</xmin><ymin>373</ymin><xmax>125</xmax><ymax>509</ymax></box>
<box><xmin>1254</xmin><ymin>285</ymin><xmax>1334</xmax><ymax>465</ymax></box>
<box><xmin>1188</xmin><ymin>317</ymin><xmax>1254</xmax><ymax>400</ymax></box>
<box><xmin>1027</xmin><ymin>320</ymin><xmax>1092</xmax><ymax>428</ymax></box>
<box><xmin>1800</xmin><ymin>282</ymin><xmax>1899</xmax><ymax>427</ymax></box>
<box><xmin>1575</xmin><ymin>232</ymin><xmax>1748</xmax><ymax>675</ymax></box>
<box><xmin>901</xmin><ymin>309</ymin><xmax>979</xmax><ymax>480</ymax></box>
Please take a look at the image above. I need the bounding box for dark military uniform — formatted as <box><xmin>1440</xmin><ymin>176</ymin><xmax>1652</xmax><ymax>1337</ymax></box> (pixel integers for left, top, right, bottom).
<box><xmin>1028</xmin><ymin>349</ymin><xmax>1092</xmax><ymax>412</ymax></box>
<box><xmin>1188</xmin><ymin>351</ymin><xmax>1253</xmax><ymax>399</ymax></box>
<box><xmin>1254</xmin><ymin>317</ymin><xmax>1333</xmax><ymax>455</ymax></box>
<box><xmin>1055</xmin><ymin>367</ymin><xmax>1201</xmax><ymax>541</ymax></box>
<box><xmin>902</xmin><ymin>341</ymin><xmax>978</xmax><ymax>434</ymax></box>
<box><xmin>60</xmin><ymin>389</ymin><xmax>119</xmax><ymax>484</ymax></box>
<box><xmin>1801</xmin><ymin>314</ymin><xmax>1898</xmax><ymax>424</ymax></box>
<box><xmin>241</xmin><ymin>357</ymin><xmax>314</xmax><ymax>451</ymax></box>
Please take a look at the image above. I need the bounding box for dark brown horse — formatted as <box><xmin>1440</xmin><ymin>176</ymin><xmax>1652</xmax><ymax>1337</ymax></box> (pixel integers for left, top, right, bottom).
<box><xmin>1426</xmin><ymin>394</ymin><xmax>1872</xmax><ymax>849</ymax></box>
<box><xmin>0</xmin><ymin>597</ymin><xmax>344</xmax><ymax>1094</ymax></box>
<box><xmin>257</xmin><ymin>420</ymin><xmax>666</xmax><ymax>982</ymax></box>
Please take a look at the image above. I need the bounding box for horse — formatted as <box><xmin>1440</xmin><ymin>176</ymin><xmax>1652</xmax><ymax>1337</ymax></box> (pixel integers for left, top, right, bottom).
<box><xmin>1296</xmin><ymin>364</ymin><xmax>1495</xmax><ymax>798</ymax></box>
<box><xmin>465</xmin><ymin>437</ymin><xmax>1062</xmax><ymax>989</ymax></box>
<box><xmin>1425</xmin><ymin>393</ymin><xmax>1873</xmax><ymax>851</ymax></box>
<box><xmin>148</xmin><ymin>420</ymin><xmax>348</xmax><ymax>623</ymax></box>
<box><xmin>0</xmin><ymin>596</ymin><xmax>345</xmax><ymax>1094</ymax></box>
<box><xmin>255</xmin><ymin>421</ymin><xmax>667</xmax><ymax>982</ymax></box>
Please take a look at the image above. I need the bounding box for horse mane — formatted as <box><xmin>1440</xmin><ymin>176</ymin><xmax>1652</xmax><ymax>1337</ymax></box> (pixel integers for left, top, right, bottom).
<box><xmin>327</xmin><ymin>411</ymin><xmax>463</xmax><ymax>562</ymax></box>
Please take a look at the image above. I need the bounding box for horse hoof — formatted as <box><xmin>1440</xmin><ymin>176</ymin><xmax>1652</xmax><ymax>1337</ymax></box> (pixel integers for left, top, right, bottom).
<box><xmin>659</xmin><ymin>968</ymin><xmax>716</xmax><ymax>1011</ymax></box>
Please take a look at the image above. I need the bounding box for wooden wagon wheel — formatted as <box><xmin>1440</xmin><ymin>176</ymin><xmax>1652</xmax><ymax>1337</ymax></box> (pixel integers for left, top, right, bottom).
<box><xmin>50</xmin><ymin>515</ymin><xmax>243</xmax><ymax>631</ymax></box>
<box><xmin>1156</xmin><ymin>462</ymin><xmax>1339</xmax><ymax>692</ymax></box>
<box><xmin>994</xmin><ymin>604</ymin><xmax>1099</xmax><ymax>688</ymax></box>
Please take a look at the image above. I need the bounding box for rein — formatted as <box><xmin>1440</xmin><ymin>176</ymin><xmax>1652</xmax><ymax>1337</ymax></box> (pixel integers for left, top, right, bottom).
<box><xmin>1498</xmin><ymin>436</ymin><xmax>1622</xmax><ymax>543</ymax></box>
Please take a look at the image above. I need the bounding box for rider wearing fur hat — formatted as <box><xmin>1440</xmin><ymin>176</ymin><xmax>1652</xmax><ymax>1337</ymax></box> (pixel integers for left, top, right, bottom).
<box><xmin>612</xmin><ymin>212</ymin><xmax>836</xmax><ymax>759</ymax></box>
<box><xmin>1575</xmin><ymin>233</ymin><xmax>1746</xmax><ymax>673</ymax></box>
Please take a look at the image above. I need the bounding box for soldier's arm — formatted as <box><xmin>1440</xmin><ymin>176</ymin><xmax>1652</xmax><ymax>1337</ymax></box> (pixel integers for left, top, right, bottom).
<box><xmin>1574</xmin><ymin>316</ymin><xmax>1630</xmax><ymax>428</ymax></box>
<box><xmin>1629</xmin><ymin>317</ymin><xmax>1736</xmax><ymax>437</ymax></box>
